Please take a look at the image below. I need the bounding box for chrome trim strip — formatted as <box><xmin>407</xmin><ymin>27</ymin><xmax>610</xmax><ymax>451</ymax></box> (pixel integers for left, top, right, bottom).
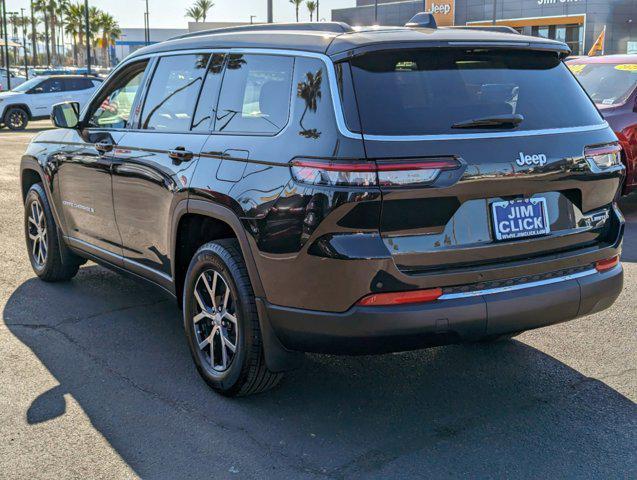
<box><xmin>363</xmin><ymin>123</ymin><xmax>610</xmax><ymax>142</ymax></box>
<box><xmin>438</xmin><ymin>268</ymin><xmax>597</xmax><ymax>300</ymax></box>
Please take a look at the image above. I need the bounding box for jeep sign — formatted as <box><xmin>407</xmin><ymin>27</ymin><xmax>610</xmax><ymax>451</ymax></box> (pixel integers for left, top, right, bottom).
<box><xmin>425</xmin><ymin>0</ymin><xmax>455</xmax><ymax>26</ymax></box>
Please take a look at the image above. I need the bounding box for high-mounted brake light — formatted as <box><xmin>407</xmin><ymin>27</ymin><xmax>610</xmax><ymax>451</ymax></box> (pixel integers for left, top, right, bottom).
<box><xmin>357</xmin><ymin>288</ymin><xmax>443</xmax><ymax>306</ymax></box>
<box><xmin>585</xmin><ymin>144</ymin><xmax>622</xmax><ymax>172</ymax></box>
<box><xmin>290</xmin><ymin>158</ymin><xmax>460</xmax><ymax>187</ymax></box>
<box><xmin>595</xmin><ymin>255</ymin><xmax>620</xmax><ymax>272</ymax></box>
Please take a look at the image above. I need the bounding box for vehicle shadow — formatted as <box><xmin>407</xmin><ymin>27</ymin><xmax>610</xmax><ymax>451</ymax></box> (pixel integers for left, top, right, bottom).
<box><xmin>3</xmin><ymin>267</ymin><xmax>635</xmax><ymax>478</ymax></box>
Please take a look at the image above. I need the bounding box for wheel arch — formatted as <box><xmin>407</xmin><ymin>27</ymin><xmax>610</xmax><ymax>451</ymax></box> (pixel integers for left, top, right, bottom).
<box><xmin>2</xmin><ymin>103</ymin><xmax>33</xmax><ymax>121</ymax></box>
<box><xmin>172</xmin><ymin>199</ymin><xmax>266</xmax><ymax>305</ymax></box>
<box><xmin>172</xmin><ymin>199</ymin><xmax>302</xmax><ymax>373</ymax></box>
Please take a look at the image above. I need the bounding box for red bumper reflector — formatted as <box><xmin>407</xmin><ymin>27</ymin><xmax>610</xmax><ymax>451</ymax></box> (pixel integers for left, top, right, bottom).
<box><xmin>357</xmin><ymin>288</ymin><xmax>443</xmax><ymax>307</ymax></box>
<box><xmin>595</xmin><ymin>256</ymin><xmax>620</xmax><ymax>272</ymax></box>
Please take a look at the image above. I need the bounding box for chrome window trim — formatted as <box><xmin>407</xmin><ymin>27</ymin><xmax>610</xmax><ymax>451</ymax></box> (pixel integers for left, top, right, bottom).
<box><xmin>100</xmin><ymin>48</ymin><xmax>609</xmax><ymax>142</ymax></box>
<box><xmin>362</xmin><ymin>123</ymin><xmax>610</xmax><ymax>142</ymax></box>
<box><xmin>438</xmin><ymin>268</ymin><xmax>598</xmax><ymax>300</ymax></box>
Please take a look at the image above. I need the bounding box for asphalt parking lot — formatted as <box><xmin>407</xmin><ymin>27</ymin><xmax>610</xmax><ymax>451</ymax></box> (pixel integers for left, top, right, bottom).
<box><xmin>0</xmin><ymin>120</ymin><xmax>635</xmax><ymax>479</ymax></box>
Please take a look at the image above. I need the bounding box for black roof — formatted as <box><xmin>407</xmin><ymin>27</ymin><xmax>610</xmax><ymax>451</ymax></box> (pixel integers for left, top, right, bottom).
<box><xmin>129</xmin><ymin>23</ymin><xmax>570</xmax><ymax>60</ymax></box>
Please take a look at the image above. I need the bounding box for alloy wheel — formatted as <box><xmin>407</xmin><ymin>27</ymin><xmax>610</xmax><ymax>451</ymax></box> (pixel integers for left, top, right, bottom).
<box><xmin>193</xmin><ymin>269</ymin><xmax>239</xmax><ymax>372</ymax></box>
<box><xmin>7</xmin><ymin>110</ymin><xmax>26</xmax><ymax>129</ymax></box>
<box><xmin>27</xmin><ymin>199</ymin><xmax>47</xmax><ymax>268</ymax></box>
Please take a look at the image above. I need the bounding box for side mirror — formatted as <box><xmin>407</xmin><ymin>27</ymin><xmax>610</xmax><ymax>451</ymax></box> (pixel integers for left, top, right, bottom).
<box><xmin>30</xmin><ymin>86</ymin><xmax>44</xmax><ymax>94</ymax></box>
<box><xmin>51</xmin><ymin>102</ymin><xmax>80</xmax><ymax>129</ymax></box>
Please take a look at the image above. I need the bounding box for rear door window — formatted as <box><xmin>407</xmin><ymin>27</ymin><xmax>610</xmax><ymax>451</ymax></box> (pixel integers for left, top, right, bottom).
<box><xmin>346</xmin><ymin>49</ymin><xmax>603</xmax><ymax>135</ymax></box>
<box><xmin>214</xmin><ymin>54</ymin><xmax>294</xmax><ymax>134</ymax></box>
<box><xmin>63</xmin><ymin>77</ymin><xmax>96</xmax><ymax>91</ymax></box>
<box><xmin>140</xmin><ymin>53</ymin><xmax>210</xmax><ymax>131</ymax></box>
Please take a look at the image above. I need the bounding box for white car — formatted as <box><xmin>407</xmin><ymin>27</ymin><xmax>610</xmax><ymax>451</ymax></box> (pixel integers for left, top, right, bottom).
<box><xmin>0</xmin><ymin>75</ymin><xmax>102</xmax><ymax>130</ymax></box>
<box><xmin>0</xmin><ymin>68</ymin><xmax>27</xmax><ymax>91</ymax></box>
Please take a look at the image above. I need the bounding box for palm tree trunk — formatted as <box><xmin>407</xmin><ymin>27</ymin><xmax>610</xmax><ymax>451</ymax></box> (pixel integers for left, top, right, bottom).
<box><xmin>49</xmin><ymin>10</ymin><xmax>57</xmax><ymax>65</ymax></box>
<box><xmin>72</xmin><ymin>35</ymin><xmax>77</xmax><ymax>65</ymax></box>
<box><xmin>43</xmin><ymin>11</ymin><xmax>51</xmax><ymax>65</ymax></box>
<box><xmin>296</xmin><ymin>6</ymin><xmax>299</xmax><ymax>22</ymax></box>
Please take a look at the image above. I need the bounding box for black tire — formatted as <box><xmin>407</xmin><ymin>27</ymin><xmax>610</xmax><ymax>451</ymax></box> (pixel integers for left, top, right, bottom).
<box><xmin>24</xmin><ymin>183</ymin><xmax>81</xmax><ymax>282</ymax></box>
<box><xmin>183</xmin><ymin>239</ymin><xmax>282</xmax><ymax>396</ymax></box>
<box><xmin>4</xmin><ymin>107</ymin><xmax>28</xmax><ymax>130</ymax></box>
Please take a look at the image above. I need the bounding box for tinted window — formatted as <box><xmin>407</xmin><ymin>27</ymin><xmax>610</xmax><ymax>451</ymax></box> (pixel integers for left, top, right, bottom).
<box><xmin>141</xmin><ymin>54</ymin><xmax>210</xmax><ymax>131</ymax></box>
<box><xmin>63</xmin><ymin>77</ymin><xmax>96</xmax><ymax>91</ymax></box>
<box><xmin>215</xmin><ymin>54</ymin><xmax>293</xmax><ymax>134</ymax></box>
<box><xmin>348</xmin><ymin>49</ymin><xmax>603</xmax><ymax>135</ymax></box>
<box><xmin>88</xmin><ymin>61</ymin><xmax>148</xmax><ymax>129</ymax></box>
<box><xmin>192</xmin><ymin>53</ymin><xmax>225</xmax><ymax>132</ymax></box>
<box><xmin>39</xmin><ymin>78</ymin><xmax>64</xmax><ymax>93</ymax></box>
<box><xmin>293</xmin><ymin>57</ymin><xmax>334</xmax><ymax>139</ymax></box>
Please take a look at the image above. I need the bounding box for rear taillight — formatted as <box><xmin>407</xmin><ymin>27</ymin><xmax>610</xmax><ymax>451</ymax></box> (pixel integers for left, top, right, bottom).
<box><xmin>290</xmin><ymin>158</ymin><xmax>460</xmax><ymax>187</ymax></box>
<box><xmin>595</xmin><ymin>255</ymin><xmax>620</xmax><ymax>272</ymax></box>
<box><xmin>357</xmin><ymin>288</ymin><xmax>443</xmax><ymax>306</ymax></box>
<box><xmin>585</xmin><ymin>144</ymin><xmax>622</xmax><ymax>172</ymax></box>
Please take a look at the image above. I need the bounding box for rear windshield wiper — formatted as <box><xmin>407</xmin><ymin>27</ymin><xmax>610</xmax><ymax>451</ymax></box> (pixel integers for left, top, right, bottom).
<box><xmin>451</xmin><ymin>114</ymin><xmax>524</xmax><ymax>129</ymax></box>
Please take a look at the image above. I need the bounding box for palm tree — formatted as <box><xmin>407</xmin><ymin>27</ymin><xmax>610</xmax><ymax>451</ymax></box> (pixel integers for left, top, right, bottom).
<box><xmin>33</xmin><ymin>0</ymin><xmax>51</xmax><ymax>65</ymax></box>
<box><xmin>65</xmin><ymin>2</ymin><xmax>84</xmax><ymax>65</ymax></box>
<box><xmin>185</xmin><ymin>5</ymin><xmax>204</xmax><ymax>23</ymax></box>
<box><xmin>306</xmin><ymin>1</ymin><xmax>316</xmax><ymax>22</ymax></box>
<box><xmin>96</xmin><ymin>12</ymin><xmax>120</xmax><ymax>67</ymax></box>
<box><xmin>289</xmin><ymin>0</ymin><xmax>303</xmax><ymax>22</ymax></box>
<box><xmin>194</xmin><ymin>0</ymin><xmax>214</xmax><ymax>22</ymax></box>
<box><xmin>56</xmin><ymin>0</ymin><xmax>70</xmax><ymax>65</ymax></box>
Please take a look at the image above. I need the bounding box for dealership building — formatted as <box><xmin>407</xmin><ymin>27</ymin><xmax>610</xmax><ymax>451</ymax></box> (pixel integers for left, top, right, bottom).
<box><xmin>332</xmin><ymin>0</ymin><xmax>637</xmax><ymax>55</ymax></box>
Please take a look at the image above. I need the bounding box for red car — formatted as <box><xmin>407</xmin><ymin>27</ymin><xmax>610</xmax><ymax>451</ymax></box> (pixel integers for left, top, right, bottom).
<box><xmin>567</xmin><ymin>55</ymin><xmax>637</xmax><ymax>195</ymax></box>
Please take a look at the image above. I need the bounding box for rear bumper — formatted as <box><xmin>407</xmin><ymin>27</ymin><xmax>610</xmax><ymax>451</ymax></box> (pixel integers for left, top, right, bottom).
<box><xmin>265</xmin><ymin>264</ymin><xmax>623</xmax><ymax>354</ymax></box>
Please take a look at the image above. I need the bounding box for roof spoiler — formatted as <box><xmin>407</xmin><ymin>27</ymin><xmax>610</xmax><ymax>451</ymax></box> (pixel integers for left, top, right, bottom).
<box><xmin>405</xmin><ymin>13</ymin><xmax>437</xmax><ymax>29</ymax></box>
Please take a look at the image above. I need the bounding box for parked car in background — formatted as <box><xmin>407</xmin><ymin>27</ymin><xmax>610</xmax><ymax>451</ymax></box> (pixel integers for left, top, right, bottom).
<box><xmin>0</xmin><ymin>68</ymin><xmax>27</xmax><ymax>91</ymax></box>
<box><xmin>0</xmin><ymin>75</ymin><xmax>102</xmax><ymax>130</ymax></box>
<box><xmin>567</xmin><ymin>55</ymin><xmax>637</xmax><ymax>194</ymax></box>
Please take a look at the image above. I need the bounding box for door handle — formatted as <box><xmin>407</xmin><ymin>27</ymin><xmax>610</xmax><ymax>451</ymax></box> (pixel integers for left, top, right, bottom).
<box><xmin>169</xmin><ymin>147</ymin><xmax>194</xmax><ymax>165</ymax></box>
<box><xmin>95</xmin><ymin>140</ymin><xmax>114</xmax><ymax>154</ymax></box>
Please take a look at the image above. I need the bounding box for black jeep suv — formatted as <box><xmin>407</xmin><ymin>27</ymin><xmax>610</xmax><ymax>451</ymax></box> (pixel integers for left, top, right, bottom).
<box><xmin>21</xmin><ymin>21</ymin><xmax>625</xmax><ymax>396</ymax></box>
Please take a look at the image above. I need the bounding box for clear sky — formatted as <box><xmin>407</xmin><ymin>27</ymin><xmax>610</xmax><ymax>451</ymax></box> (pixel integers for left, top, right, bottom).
<box><xmin>5</xmin><ymin>0</ymin><xmax>356</xmax><ymax>29</ymax></box>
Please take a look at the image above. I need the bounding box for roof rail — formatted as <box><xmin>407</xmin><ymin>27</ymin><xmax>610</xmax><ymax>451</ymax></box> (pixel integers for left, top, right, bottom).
<box><xmin>170</xmin><ymin>22</ymin><xmax>353</xmax><ymax>41</ymax></box>
<box><xmin>447</xmin><ymin>25</ymin><xmax>520</xmax><ymax>34</ymax></box>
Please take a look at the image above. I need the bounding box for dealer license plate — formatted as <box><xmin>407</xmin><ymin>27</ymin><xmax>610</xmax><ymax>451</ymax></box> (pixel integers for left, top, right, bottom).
<box><xmin>492</xmin><ymin>198</ymin><xmax>550</xmax><ymax>241</ymax></box>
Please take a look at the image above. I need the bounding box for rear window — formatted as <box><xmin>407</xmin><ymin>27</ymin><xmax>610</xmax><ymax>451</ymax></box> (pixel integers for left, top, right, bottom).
<box><xmin>346</xmin><ymin>49</ymin><xmax>603</xmax><ymax>136</ymax></box>
<box><xmin>568</xmin><ymin>62</ymin><xmax>637</xmax><ymax>106</ymax></box>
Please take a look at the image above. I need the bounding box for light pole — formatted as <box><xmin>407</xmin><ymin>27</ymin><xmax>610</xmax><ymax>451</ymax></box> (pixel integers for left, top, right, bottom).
<box><xmin>30</xmin><ymin>0</ymin><xmax>36</xmax><ymax>66</ymax></box>
<box><xmin>21</xmin><ymin>8</ymin><xmax>28</xmax><ymax>79</ymax></box>
<box><xmin>145</xmin><ymin>0</ymin><xmax>150</xmax><ymax>45</ymax></box>
<box><xmin>492</xmin><ymin>0</ymin><xmax>497</xmax><ymax>25</ymax></box>
<box><xmin>1</xmin><ymin>0</ymin><xmax>10</xmax><ymax>89</ymax></box>
<box><xmin>84</xmin><ymin>0</ymin><xmax>90</xmax><ymax>74</ymax></box>
<box><xmin>267</xmin><ymin>0</ymin><xmax>272</xmax><ymax>23</ymax></box>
